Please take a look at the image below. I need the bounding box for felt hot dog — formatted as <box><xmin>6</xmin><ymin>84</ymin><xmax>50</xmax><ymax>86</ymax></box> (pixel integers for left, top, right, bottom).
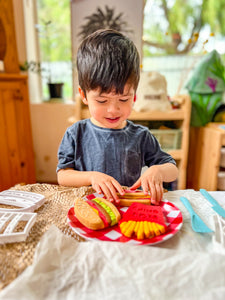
<box><xmin>74</xmin><ymin>197</ymin><xmax>121</xmax><ymax>230</ymax></box>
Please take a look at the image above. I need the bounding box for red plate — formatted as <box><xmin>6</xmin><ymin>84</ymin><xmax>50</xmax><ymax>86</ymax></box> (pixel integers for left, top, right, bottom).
<box><xmin>67</xmin><ymin>193</ymin><xmax>183</xmax><ymax>245</ymax></box>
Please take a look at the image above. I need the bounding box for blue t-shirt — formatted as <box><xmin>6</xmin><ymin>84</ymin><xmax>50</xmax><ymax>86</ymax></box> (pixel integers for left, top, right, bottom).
<box><xmin>57</xmin><ymin>119</ymin><xmax>175</xmax><ymax>186</ymax></box>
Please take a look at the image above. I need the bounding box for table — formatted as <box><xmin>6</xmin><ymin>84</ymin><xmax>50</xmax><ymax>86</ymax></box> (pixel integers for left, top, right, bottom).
<box><xmin>0</xmin><ymin>183</ymin><xmax>90</xmax><ymax>290</ymax></box>
<box><xmin>0</xmin><ymin>184</ymin><xmax>225</xmax><ymax>299</ymax></box>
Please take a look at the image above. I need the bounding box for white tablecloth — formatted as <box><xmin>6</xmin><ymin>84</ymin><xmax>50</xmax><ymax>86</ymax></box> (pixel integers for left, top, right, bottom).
<box><xmin>1</xmin><ymin>190</ymin><xmax>225</xmax><ymax>300</ymax></box>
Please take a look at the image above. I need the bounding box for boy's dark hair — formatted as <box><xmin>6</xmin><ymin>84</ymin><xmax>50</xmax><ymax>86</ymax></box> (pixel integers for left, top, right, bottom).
<box><xmin>77</xmin><ymin>29</ymin><xmax>140</xmax><ymax>95</ymax></box>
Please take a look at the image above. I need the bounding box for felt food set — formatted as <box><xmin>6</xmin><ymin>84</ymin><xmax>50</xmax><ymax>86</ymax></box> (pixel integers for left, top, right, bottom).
<box><xmin>116</xmin><ymin>191</ymin><xmax>151</xmax><ymax>206</ymax></box>
<box><xmin>119</xmin><ymin>203</ymin><xmax>167</xmax><ymax>240</ymax></box>
<box><xmin>74</xmin><ymin>197</ymin><xmax>167</xmax><ymax>240</ymax></box>
<box><xmin>69</xmin><ymin>190</ymin><xmax>183</xmax><ymax>244</ymax></box>
<box><xmin>74</xmin><ymin>190</ymin><xmax>152</xmax><ymax>231</ymax></box>
<box><xmin>74</xmin><ymin>197</ymin><xmax>121</xmax><ymax>230</ymax></box>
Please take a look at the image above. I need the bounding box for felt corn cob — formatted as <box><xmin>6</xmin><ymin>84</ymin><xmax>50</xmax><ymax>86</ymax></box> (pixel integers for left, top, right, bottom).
<box><xmin>119</xmin><ymin>203</ymin><xmax>167</xmax><ymax>240</ymax></box>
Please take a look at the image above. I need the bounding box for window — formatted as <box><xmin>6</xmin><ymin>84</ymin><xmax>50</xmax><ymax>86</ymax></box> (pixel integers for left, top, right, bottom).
<box><xmin>24</xmin><ymin>0</ymin><xmax>225</xmax><ymax>102</ymax></box>
<box><xmin>142</xmin><ymin>0</ymin><xmax>225</xmax><ymax>96</ymax></box>
<box><xmin>23</xmin><ymin>0</ymin><xmax>72</xmax><ymax>103</ymax></box>
<box><xmin>36</xmin><ymin>0</ymin><xmax>72</xmax><ymax>101</ymax></box>
<box><xmin>24</xmin><ymin>0</ymin><xmax>143</xmax><ymax>103</ymax></box>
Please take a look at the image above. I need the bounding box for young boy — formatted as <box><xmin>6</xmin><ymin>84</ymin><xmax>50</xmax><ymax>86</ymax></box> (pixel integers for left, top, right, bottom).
<box><xmin>57</xmin><ymin>29</ymin><xmax>178</xmax><ymax>205</ymax></box>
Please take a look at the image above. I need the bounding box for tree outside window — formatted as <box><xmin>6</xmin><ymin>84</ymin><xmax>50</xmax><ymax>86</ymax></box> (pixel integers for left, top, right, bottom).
<box><xmin>36</xmin><ymin>0</ymin><xmax>225</xmax><ymax>99</ymax></box>
<box><xmin>143</xmin><ymin>0</ymin><xmax>225</xmax><ymax>95</ymax></box>
<box><xmin>36</xmin><ymin>0</ymin><xmax>72</xmax><ymax>101</ymax></box>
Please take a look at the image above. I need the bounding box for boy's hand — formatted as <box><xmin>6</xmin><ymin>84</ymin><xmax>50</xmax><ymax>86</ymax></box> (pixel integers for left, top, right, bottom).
<box><xmin>90</xmin><ymin>172</ymin><xmax>124</xmax><ymax>204</ymax></box>
<box><xmin>129</xmin><ymin>166</ymin><xmax>164</xmax><ymax>205</ymax></box>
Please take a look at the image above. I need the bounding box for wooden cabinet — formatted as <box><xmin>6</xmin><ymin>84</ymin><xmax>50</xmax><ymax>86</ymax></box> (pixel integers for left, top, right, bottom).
<box><xmin>187</xmin><ymin>123</ymin><xmax>225</xmax><ymax>190</ymax></box>
<box><xmin>0</xmin><ymin>74</ymin><xmax>36</xmax><ymax>191</ymax></box>
<box><xmin>0</xmin><ymin>0</ymin><xmax>36</xmax><ymax>191</ymax></box>
<box><xmin>73</xmin><ymin>94</ymin><xmax>191</xmax><ymax>189</ymax></box>
<box><xmin>0</xmin><ymin>0</ymin><xmax>20</xmax><ymax>73</ymax></box>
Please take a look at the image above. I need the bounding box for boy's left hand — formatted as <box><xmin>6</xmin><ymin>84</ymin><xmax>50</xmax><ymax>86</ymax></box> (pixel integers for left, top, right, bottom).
<box><xmin>129</xmin><ymin>166</ymin><xmax>164</xmax><ymax>205</ymax></box>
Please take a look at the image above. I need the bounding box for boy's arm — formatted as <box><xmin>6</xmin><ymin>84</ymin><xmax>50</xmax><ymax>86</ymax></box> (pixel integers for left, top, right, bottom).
<box><xmin>130</xmin><ymin>163</ymin><xmax>178</xmax><ymax>205</ymax></box>
<box><xmin>57</xmin><ymin>168</ymin><xmax>124</xmax><ymax>203</ymax></box>
<box><xmin>57</xmin><ymin>169</ymin><xmax>92</xmax><ymax>186</ymax></box>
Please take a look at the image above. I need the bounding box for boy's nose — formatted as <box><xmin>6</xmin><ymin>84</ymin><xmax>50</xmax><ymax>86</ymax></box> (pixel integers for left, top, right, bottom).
<box><xmin>107</xmin><ymin>102</ymin><xmax>120</xmax><ymax>113</ymax></box>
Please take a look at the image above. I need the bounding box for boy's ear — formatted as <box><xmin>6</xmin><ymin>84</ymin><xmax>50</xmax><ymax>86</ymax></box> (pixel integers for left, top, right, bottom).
<box><xmin>78</xmin><ymin>86</ymin><xmax>88</xmax><ymax>105</ymax></box>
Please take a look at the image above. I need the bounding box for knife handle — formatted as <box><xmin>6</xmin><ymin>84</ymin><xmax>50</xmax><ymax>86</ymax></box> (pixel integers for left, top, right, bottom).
<box><xmin>200</xmin><ymin>189</ymin><xmax>218</xmax><ymax>206</ymax></box>
<box><xmin>180</xmin><ymin>197</ymin><xmax>195</xmax><ymax>214</ymax></box>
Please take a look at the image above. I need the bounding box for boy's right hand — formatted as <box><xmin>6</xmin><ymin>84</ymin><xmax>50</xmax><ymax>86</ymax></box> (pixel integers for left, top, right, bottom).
<box><xmin>90</xmin><ymin>172</ymin><xmax>124</xmax><ymax>204</ymax></box>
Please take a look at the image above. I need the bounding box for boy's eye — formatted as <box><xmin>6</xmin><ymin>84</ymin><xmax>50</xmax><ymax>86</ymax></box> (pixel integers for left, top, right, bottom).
<box><xmin>120</xmin><ymin>99</ymin><xmax>129</xmax><ymax>102</ymax></box>
<box><xmin>96</xmin><ymin>100</ymin><xmax>107</xmax><ymax>104</ymax></box>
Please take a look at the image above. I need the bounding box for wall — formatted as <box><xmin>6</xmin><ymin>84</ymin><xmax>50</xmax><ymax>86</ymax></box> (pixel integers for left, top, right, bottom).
<box><xmin>71</xmin><ymin>0</ymin><xmax>144</xmax><ymax>93</ymax></box>
<box><xmin>13</xmin><ymin>0</ymin><xmax>42</xmax><ymax>102</ymax></box>
<box><xmin>30</xmin><ymin>103</ymin><xmax>75</xmax><ymax>183</ymax></box>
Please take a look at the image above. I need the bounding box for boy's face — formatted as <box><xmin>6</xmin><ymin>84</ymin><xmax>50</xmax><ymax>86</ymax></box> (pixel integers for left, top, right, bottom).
<box><xmin>79</xmin><ymin>83</ymin><xmax>135</xmax><ymax>129</ymax></box>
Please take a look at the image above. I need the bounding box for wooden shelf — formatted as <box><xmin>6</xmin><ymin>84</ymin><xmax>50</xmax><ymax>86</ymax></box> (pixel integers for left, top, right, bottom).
<box><xmin>187</xmin><ymin>123</ymin><xmax>225</xmax><ymax>190</ymax></box>
<box><xmin>0</xmin><ymin>73</ymin><xmax>27</xmax><ymax>80</ymax></box>
<box><xmin>130</xmin><ymin>109</ymin><xmax>185</xmax><ymax>121</ymax></box>
<box><xmin>76</xmin><ymin>100</ymin><xmax>186</xmax><ymax>121</ymax></box>
<box><xmin>168</xmin><ymin>149</ymin><xmax>183</xmax><ymax>160</ymax></box>
<box><xmin>77</xmin><ymin>106</ymin><xmax>186</xmax><ymax>121</ymax></box>
<box><xmin>73</xmin><ymin>94</ymin><xmax>191</xmax><ymax>189</ymax></box>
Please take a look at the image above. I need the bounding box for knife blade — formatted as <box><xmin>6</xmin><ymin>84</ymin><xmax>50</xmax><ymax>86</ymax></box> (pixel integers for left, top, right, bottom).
<box><xmin>200</xmin><ymin>189</ymin><xmax>225</xmax><ymax>218</ymax></box>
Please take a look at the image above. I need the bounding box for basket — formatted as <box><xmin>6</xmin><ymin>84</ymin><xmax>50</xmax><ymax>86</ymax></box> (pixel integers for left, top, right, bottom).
<box><xmin>150</xmin><ymin>129</ymin><xmax>182</xmax><ymax>151</ymax></box>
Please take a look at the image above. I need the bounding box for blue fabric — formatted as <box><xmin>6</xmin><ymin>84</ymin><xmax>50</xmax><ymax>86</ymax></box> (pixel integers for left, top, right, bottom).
<box><xmin>57</xmin><ymin>119</ymin><xmax>175</xmax><ymax>186</ymax></box>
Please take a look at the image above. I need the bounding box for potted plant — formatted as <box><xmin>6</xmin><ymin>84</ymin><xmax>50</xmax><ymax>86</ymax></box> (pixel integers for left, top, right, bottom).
<box><xmin>36</xmin><ymin>20</ymin><xmax>64</xmax><ymax>99</ymax></box>
<box><xmin>20</xmin><ymin>20</ymin><xmax>64</xmax><ymax>100</ymax></box>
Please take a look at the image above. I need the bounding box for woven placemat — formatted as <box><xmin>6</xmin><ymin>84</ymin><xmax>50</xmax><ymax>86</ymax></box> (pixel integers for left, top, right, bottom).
<box><xmin>0</xmin><ymin>183</ymin><xmax>95</xmax><ymax>291</ymax></box>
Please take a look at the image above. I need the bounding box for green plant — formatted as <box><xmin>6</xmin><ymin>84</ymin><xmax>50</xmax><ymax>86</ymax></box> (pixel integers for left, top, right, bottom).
<box><xmin>20</xmin><ymin>19</ymin><xmax>66</xmax><ymax>99</ymax></box>
<box><xmin>20</xmin><ymin>20</ymin><xmax>65</xmax><ymax>85</ymax></box>
<box><xmin>19</xmin><ymin>61</ymin><xmax>41</xmax><ymax>72</ymax></box>
<box><xmin>35</xmin><ymin>20</ymin><xmax>54</xmax><ymax>83</ymax></box>
<box><xmin>210</xmin><ymin>56</ymin><xmax>225</xmax><ymax>85</ymax></box>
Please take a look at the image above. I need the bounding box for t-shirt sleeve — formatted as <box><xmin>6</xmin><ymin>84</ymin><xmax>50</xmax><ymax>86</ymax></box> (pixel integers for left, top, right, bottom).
<box><xmin>56</xmin><ymin>129</ymin><xmax>76</xmax><ymax>172</ymax></box>
<box><xmin>143</xmin><ymin>131</ymin><xmax>176</xmax><ymax>167</ymax></box>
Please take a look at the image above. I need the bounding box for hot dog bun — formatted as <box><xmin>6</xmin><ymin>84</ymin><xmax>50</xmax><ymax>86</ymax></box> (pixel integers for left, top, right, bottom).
<box><xmin>74</xmin><ymin>197</ymin><xmax>121</xmax><ymax>230</ymax></box>
<box><xmin>117</xmin><ymin>190</ymin><xmax>151</xmax><ymax>206</ymax></box>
